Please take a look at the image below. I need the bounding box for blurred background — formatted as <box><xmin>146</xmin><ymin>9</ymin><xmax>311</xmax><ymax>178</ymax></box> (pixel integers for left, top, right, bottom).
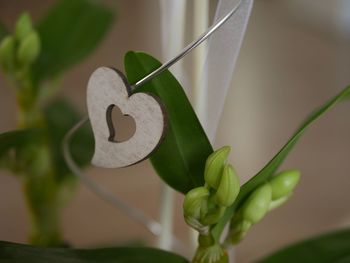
<box><xmin>0</xmin><ymin>0</ymin><xmax>350</xmax><ymax>262</ymax></box>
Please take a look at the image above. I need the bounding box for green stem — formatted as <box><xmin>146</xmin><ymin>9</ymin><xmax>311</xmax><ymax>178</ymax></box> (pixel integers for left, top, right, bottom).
<box><xmin>15</xmin><ymin>69</ymin><xmax>64</xmax><ymax>246</ymax></box>
<box><xmin>19</xmin><ymin>137</ymin><xmax>64</xmax><ymax>246</ymax></box>
<box><xmin>24</xmin><ymin>176</ymin><xmax>62</xmax><ymax>246</ymax></box>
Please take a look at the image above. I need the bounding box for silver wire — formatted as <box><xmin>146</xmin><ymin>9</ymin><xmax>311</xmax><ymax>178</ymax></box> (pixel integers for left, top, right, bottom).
<box><xmin>132</xmin><ymin>0</ymin><xmax>242</xmax><ymax>89</ymax></box>
<box><xmin>63</xmin><ymin>0</ymin><xmax>243</xmax><ymax>238</ymax></box>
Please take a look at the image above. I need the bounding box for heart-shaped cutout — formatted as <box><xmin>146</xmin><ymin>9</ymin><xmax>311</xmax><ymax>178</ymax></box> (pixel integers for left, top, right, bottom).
<box><xmin>87</xmin><ymin>67</ymin><xmax>167</xmax><ymax>168</ymax></box>
<box><xmin>106</xmin><ymin>105</ymin><xmax>136</xmax><ymax>142</ymax></box>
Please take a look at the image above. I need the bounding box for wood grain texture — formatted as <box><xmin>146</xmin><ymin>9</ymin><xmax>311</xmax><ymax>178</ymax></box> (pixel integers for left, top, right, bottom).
<box><xmin>87</xmin><ymin>67</ymin><xmax>167</xmax><ymax>168</ymax></box>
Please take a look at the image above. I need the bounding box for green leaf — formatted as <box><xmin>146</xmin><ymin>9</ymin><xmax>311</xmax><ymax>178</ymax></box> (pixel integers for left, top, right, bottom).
<box><xmin>258</xmin><ymin>228</ymin><xmax>350</xmax><ymax>263</ymax></box>
<box><xmin>0</xmin><ymin>20</ymin><xmax>7</xmax><ymax>41</ymax></box>
<box><xmin>212</xmin><ymin>85</ymin><xmax>350</xmax><ymax>240</ymax></box>
<box><xmin>44</xmin><ymin>98</ymin><xmax>94</xmax><ymax>179</ymax></box>
<box><xmin>124</xmin><ymin>51</ymin><xmax>213</xmax><ymax>194</ymax></box>
<box><xmin>0</xmin><ymin>129</ymin><xmax>42</xmax><ymax>158</ymax></box>
<box><xmin>0</xmin><ymin>240</ymin><xmax>189</xmax><ymax>263</ymax></box>
<box><xmin>33</xmin><ymin>0</ymin><xmax>114</xmax><ymax>82</ymax></box>
<box><xmin>0</xmin><ymin>129</ymin><xmax>43</xmax><ymax>171</ymax></box>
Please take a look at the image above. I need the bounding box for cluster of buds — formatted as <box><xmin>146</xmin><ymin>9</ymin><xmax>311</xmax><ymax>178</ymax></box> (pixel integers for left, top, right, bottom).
<box><xmin>183</xmin><ymin>146</ymin><xmax>240</xmax><ymax>263</ymax></box>
<box><xmin>226</xmin><ymin>169</ymin><xmax>300</xmax><ymax>244</ymax></box>
<box><xmin>183</xmin><ymin>146</ymin><xmax>240</xmax><ymax>234</ymax></box>
<box><xmin>0</xmin><ymin>13</ymin><xmax>40</xmax><ymax>73</ymax></box>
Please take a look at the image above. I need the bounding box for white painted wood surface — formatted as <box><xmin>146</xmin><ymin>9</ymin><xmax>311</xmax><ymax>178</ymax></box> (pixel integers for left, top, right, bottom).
<box><xmin>87</xmin><ymin>67</ymin><xmax>166</xmax><ymax>168</ymax></box>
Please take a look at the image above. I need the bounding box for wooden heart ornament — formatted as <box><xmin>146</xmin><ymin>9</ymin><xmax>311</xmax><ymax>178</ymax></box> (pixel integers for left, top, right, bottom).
<box><xmin>87</xmin><ymin>67</ymin><xmax>167</xmax><ymax>168</ymax></box>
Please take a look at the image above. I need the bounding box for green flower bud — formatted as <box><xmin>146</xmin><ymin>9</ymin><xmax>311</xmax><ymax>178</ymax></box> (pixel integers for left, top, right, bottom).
<box><xmin>215</xmin><ymin>164</ymin><xmax>240</xmax><ymax>207</ymax></box>
<box><xmin>193</xmin><ymin>243</ymin><xmax>228</xmax><ymax>263</ymax></box>
<box><xmin>183</xmin><ymin>187</ymin><xmax>209</xmax><ymax>220</ymax></box>
<box><xmin>241</xmin><ymin>183</ymin><xmax>272</xmax><ymax>224</ymax></box>
<box><xmin>269</xmin><ymin>170</ymin><xmax>300</xmax><ymax>200</ymax></box>
<box><xmin>228</xmin><ymin>230</ymin><xmax>247</xmax><ymax>245</ymax></box>
<box><xmin>15</xmin><ymin>12</ymin><xmax>33</xmax><ymax>41</ymax></box>
<box><xmin>184</xmin><ymin>216</ymin><xmax>209</xmax><ymax>234</ymax></box>
<box><xmin>226</xmin><ymin>218</ymin><xmax>252</xmax><ymax>244</ymax></box>
<box><xmin>0</xmin><ymin>36</ymin><xmax>16</xmax><ymax>72</ymax></box>
<box><xmin>204</xmin><ymin>146</ymin><xmax>231</xmax><ymax>189</ymax></box>
<box><xmin>268</xmin><ymin>194</ymin><xmax>291</xmax><ymax>211</ymax></box>
<box><xmin>201</xmin><ymin>206</ymin><xmax>225</xmax><ymax>225</ymax></box>
<box><xmin>17</xmin><ymin>31</ymin><xmax>41</xmax><ymax>66</ymax></box>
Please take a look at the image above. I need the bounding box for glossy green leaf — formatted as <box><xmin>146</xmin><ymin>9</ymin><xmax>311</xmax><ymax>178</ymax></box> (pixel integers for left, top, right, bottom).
<box><xmin>0</xmin><ymin>129</ymin><xmax>42</xmax><ymax>158</ymax></box>
<box><xmin>212</xmin><ymin>85</ymin><xmax>350</xmax><ymax>240</ymax></box>
<box><xmin>44</xmin><ymin>98</ymin><xmax>94</xmax><ymax>179</ymax></box>
<box><xmin>124</xmin><ymin>51</ymin><xmax>213</xmax><ymax>194</ymax></box>
<box><xmin>258</xmin><ymin>228</ymin><xmax>350</xmax><ymax>263</ymax></box>
<box><xmin>33</xmin><ymin>0</ymin><xmax>114</xmax><ymax>82</ymax></box>
<box><xmin>0</xmin><ymin>240</ymin><xmax>189</xmax><ymax>263</ymax></box>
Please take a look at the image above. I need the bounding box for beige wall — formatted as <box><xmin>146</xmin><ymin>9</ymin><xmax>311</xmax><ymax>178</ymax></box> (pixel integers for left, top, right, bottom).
<box><xmin>1</xmin><ymin>1</ymin><xmax>350</xmax><ymax>262</ymax></box>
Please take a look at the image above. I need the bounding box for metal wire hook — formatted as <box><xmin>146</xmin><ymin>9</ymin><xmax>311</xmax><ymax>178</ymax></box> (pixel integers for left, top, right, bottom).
<box><xmin>63</xmin><ymin>0</ymin><xmax>243</xmax><ymax>239</ymax></box>
<box><xmin>132</xmin><ymin>0</ymin><xmax>242</xmax><ymax>89</ymax></box>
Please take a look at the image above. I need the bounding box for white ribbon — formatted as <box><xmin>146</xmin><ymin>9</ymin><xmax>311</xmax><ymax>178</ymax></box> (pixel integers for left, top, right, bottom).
<box><xmin>197</xmin><ymin>0</ymin><xmax>254</xmax><ymax>144</ymax></box>
<box><xmin>157</xmin><ymin>0</ymin><xmax>254</xmax><ymax>252</ymax></box>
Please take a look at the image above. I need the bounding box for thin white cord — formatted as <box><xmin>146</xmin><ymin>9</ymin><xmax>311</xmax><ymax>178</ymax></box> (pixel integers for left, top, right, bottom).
<box><xmin>190</xmin><ymin>0</ymin><xmax>210</xmax><ymax>252</ymax></box>
<box><xmin>62</xmin><ymin>116</ymin><xmax>162</xmax><ymax>236</ymax></box>
<box><xmin>62</xmin><ymin>117</ymin><xmax>187</xmax><ymax>250</ymax></box>
<box><xmin>157</xmin><ymin>0</ymin><xmax>186</xmax><ymax>250</ymax></box>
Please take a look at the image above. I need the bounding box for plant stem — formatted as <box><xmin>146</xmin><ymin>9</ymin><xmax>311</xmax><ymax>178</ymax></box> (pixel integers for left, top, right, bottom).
<box><xmin>23</xmin><ymin>175</ymin><xmax>62</xmax><ymax>246</ymax></box>
<box><xmin>15</xmin><ymin>69</ymin><xmax>64</xmax><ymax>246</ymax></box>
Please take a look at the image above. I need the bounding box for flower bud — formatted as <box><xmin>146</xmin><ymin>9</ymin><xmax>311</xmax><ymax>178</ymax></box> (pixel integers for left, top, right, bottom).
<box><xmin>215</xmin><ymin>164</ymin><xmax>240</xmax><ymax>207</ymax></box>
<box><xmin>241</xmin><ymin>183</ymin><xmax>272</xmax><ymax>224</ymax></box>
<box><xmin>0</xmin><ymin>36</ymin><xmax>16</xmax><ymax>72</ymax></box>
<box><xmin>201</xmin><ymin>206</ymin><xmax>225</xmax><ymax>225</ymax></box>
<box><xmin>17</xmin><ymin>31</ymin><xmax>40</xmax><ymax>66</ymax></box>
<box><xmin>228</xmin><ymin>230</ymin><xmax>247</xmax><ymax>245</ymax></box>
<box><xmin>268</xmin><ymin>194</ymin><xmax>291</xmax><ymax>211</ymax></box>
<box><xmin>226</xmin><ymin>218</ymin><xmax>251</xmax><ymax>244</ymax></box>
<box><xmin>183</xmin><ymin>187</ymin><xmax>209</xmax><ymax>220</ymax></box>
<box><xmin>184</xmin><ymin>216</ymin><xmax>209</xmax><ymax>234</ymax></box>
<box><xmin>204</xmin><ymin>146</ymin><xmax>231</xmax><ymax>189</ymax></box>
<box><xmin>269</xmin><ymin>170</ymin><xmax>300</xmax><ymax>200</ymax></box>
<box><xmin>15</xmin><ymin>12</ymin><xmax>33</xmax><ymax>41</ymax></box>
